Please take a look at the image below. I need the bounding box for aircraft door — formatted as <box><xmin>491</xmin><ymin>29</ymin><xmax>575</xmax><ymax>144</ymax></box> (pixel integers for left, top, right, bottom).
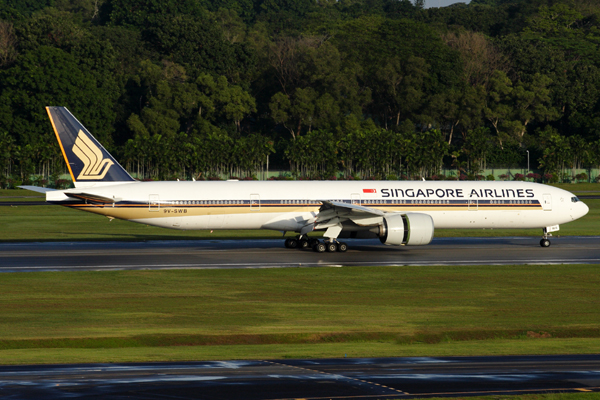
<box><xmin>250</xmin><ymin>194</ymin><xmax>260</xmax><ymax>211</ymax></box>
<box><xmin>542</xmin><ymin>194</ymin><xmax>552</xmax><ymax>211</ymax></box>
<box><xmin>468</xmin><ymin>199</ymin><xmax>478</xmax><ymax>210</ymax></box>
<box><xmin>149</xmin><ymin>194</ymin><xmax>160</xmax><ymax>212</ymax></box>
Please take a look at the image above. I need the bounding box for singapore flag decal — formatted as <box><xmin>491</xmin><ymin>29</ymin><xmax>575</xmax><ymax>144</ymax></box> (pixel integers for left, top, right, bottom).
<box><xmin>362</xmin><ymin>189</ymin><xmax>376</xmax><ymax>193</ymax></box>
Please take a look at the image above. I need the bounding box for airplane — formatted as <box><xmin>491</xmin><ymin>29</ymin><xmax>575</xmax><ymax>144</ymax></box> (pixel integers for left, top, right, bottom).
<box><xmin>20</xmin><ymin>107</ymin><xmax>589</xmax><ymax>252</ymax></box>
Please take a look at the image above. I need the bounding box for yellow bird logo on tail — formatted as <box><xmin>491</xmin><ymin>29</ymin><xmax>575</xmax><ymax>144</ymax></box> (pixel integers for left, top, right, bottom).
<box><xmin>72</xmin><ymin>130</ymin><xmax>114</xmax><ymax>180</ymax></box>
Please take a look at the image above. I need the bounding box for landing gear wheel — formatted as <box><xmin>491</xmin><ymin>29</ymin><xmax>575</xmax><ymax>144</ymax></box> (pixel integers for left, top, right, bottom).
<box><xmin>540</xmin><ymin>238</ymin><xmax>551</xmax><ymax>248</ymax></box>
<box><xmin>314</xmin><ymin>242</ymin><xmax>326</xmax><ymax>253</ymax></box>
<box><xmin>298</xmin><ymin>238</ymin><xmax>310</xmax><ymax>249</ymax></box>
<box><xmin>326</xmin><ymin>242</ymin><xmax>338</xmax><ymax>252</ymax></box>
<box><xmin>309</xmin><ymin>238</ymin><xmax>320</xmax><ymax>247</ymax></box>
<box><xmin>337</xmin><ymin>242</ymin><xmax>348</xmax><ymax>252</ymax></box>
<box><xmin>285</xmin><ymin>238</ymin><xmax>298</xmax><ymax>249</ymax></box>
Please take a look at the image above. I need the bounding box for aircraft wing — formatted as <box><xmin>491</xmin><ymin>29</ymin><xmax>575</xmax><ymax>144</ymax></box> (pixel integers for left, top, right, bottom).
<box><xmin>304</xmin><ymin>201</ymin><xmax>385</xmax><ymax>238</ymax></box>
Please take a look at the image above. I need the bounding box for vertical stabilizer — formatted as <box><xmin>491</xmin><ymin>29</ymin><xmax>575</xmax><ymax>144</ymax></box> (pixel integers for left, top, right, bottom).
<box><xmin>47</xmin><ymin>107</ymin><xmax>134</xmax><ymax>186</ymax></box>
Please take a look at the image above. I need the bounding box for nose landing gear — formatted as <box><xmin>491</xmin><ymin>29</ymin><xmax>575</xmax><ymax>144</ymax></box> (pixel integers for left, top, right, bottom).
<box><xmin>540</xmin><ymin>228</ymin><xmax>552</xmax><ymax>247</ymax></box>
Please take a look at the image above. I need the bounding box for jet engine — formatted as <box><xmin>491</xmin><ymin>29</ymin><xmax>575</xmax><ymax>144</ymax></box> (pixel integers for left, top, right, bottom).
<box><xmin>378</xmin><ymin>213</ymin><xmax>434</xmax><ymax>246</ymax></box>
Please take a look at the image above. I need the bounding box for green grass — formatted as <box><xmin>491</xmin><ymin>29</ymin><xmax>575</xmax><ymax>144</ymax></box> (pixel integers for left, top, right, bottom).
<box><xmin>0</xmin><ymin>188</ymin><xmax>291</xmax><ymax>240</ymax></box>
<box><xmin>1</xmin><ymin>265</ymin><xmax>600</xmax><ymax>364</ymax></box>
<box><xmin>0</xmin><ymin>204</ymin><xmax>297</xmax><ymax>241</ymax></box>
<box><xmin>456</xmin><ymin>395</ymin><xmax>600</xmax><ymax>400</ymax></box>
<box><xmin>1</xmin><ymin>339</ymin><xmax>600</xmax><ymax>365</ymax></box>
<box><xmin>0</xmin><ymin>188</ymin><xmax>44</xmax><ymax>202</ymax></box>
<box><xmin>550</xmin><ymin>183</ymin><xmax>600</xmax><ymax>193</ymax></box>
<box><xmin>2</xmin><ymin>186</ymin><xmax>599</xmax><ymax>366</ymax></box>
<box><xmin>0</xmin><ymin>189</ymin><xmax>44</xmax><ymax>196</ymax></box>
<box><xmin>1</xmin><ymin>192</ymin><xmax>598</xmax><ymax>241</ymax></box>
<box><xmin>433</xmin><ymin>395</ymin><xmax>600</xmax><ymax>400</ymax></box>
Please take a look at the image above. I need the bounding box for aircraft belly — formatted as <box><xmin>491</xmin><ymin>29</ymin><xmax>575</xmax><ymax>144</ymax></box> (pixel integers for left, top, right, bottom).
<box><xmin>261</xmin><ymin>212</ymin><xmax>315</xmax><ymax>231</ymax></box>
<box><xmin>429</xmin><ymin>210</ymin><xmax>551</xmax><ymax>229</ymax></box>
<box><xmin>130</xmin><ymin>212</ymin><xmax>313</xmax><ymax>231</ymax></box>
<box><xmin>130</xmin><ymin>214</ymin><xmax>259</xmax><ymax>230</ymax></box>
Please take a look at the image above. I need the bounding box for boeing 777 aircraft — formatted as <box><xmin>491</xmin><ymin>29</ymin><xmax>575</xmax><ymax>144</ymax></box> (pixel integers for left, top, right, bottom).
<box><xmin>21</xmin><ymin>107</ymin><xmax>589</xmax><ymax>252</ymax></box>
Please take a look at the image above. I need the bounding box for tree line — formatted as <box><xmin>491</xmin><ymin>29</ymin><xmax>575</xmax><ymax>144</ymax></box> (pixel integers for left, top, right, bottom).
<box><xmin>1</xmin><ymin>0</ymin><xmax>600</xmax><ymax>187</ymax></box>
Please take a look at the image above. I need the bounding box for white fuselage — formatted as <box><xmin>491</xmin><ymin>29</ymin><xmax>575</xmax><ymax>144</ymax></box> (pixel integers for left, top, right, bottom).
<box><xmin>47</xmin><ymin>180</ymin><xmax>589</xmax><ymax>234</ymax></box>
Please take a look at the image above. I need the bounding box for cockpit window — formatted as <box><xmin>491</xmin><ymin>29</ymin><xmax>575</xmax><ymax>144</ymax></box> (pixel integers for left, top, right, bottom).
<box><xmin>571</xmin><ymin>196</ymin><xmax>580</xmax><ymax>203</ymax></box>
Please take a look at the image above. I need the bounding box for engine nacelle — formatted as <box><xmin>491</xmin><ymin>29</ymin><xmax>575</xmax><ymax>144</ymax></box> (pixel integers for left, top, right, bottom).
<box><xmin>378</xmin><ymin>213</ymin><xmax>434</xmax><ymax>246</ymax></box>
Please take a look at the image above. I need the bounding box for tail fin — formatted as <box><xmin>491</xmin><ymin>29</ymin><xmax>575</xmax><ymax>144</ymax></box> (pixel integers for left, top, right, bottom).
<box><xmin>46</xmin><ymin>107</ymin><xmax>135</xmax><ymax>187</ymax></box>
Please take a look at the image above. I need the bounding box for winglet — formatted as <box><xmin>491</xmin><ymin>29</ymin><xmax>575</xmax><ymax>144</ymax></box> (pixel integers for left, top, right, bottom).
<box><xmin>46</xmin><ymin>107</ymin><xmax>134</xmax><ymax>186</ymax></box>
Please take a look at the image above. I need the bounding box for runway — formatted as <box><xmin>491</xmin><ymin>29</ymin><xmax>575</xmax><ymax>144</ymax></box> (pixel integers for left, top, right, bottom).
<box><xmin>2</xmin><ymin>355</ymin><xmax>600</xmax><ymax>399</ymax></box>
<box><xmin>1</xmin><ymin>240</ymin><xmax>599</xmax><ymax>399</ymax></box>
<box><xmin>0</xmin><ymin>236</ymin><xmax>599</xmax><ymax>272</ymax></box>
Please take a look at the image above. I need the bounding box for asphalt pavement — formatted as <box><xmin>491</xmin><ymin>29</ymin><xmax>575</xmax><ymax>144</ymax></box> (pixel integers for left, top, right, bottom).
<box><xmin>0</xmin><ymin>236</ymin><xmax>599</xmax><ymax>272</ymax></box>
<box><xmin>1</xmin><ymin>355</ymin><xmax>600</xmax><ymax>399</ymax></box>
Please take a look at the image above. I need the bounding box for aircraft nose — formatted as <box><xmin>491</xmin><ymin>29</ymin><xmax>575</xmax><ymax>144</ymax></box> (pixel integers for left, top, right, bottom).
<box><xmin>579</xmin><ymin>201</ymin><xmax>590</xmax><ymax>218</ymax></box>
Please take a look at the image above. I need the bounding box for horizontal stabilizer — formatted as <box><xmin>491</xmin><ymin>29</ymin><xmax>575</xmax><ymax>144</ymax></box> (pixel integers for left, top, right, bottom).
<box><xmin>65</xmin><ymin>192</ymin><xmax>122</xmax><ymax>204</ymax></box>
<box><xmin>18</xmin><ymin>186</ymin><xmax>57</xmax><ymax>194</ymax></box>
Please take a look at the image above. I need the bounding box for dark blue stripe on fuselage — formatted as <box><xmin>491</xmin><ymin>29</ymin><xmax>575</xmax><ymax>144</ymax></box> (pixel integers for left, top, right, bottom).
<box><xmin>54</xmin><ymin>199</ymin><xmax>542</xmax><ymax>208</ymax></box>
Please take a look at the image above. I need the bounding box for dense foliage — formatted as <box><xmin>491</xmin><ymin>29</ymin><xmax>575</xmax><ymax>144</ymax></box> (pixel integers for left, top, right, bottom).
<box><xmin>1</xmin><ymin>0</ymin><xmax>600</xmax><ymax>186</ymax></box>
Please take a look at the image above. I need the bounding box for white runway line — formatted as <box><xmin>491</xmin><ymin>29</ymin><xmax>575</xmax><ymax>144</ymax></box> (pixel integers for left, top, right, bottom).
<box><xmin>3</xmin><ymin>259</ymin><xmax>600</xmax><ymax>272</ymax></box>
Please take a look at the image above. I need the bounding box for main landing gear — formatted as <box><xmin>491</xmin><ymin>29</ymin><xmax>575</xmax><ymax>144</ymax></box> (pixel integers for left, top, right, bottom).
<box><xmin>313</xmin><ymin>240</ymin><xmax>348</xmax><ymax>253</ymax></box>
<box><xmin>284</xmin><ymin>236</ymin><xmax>319</xmax><ymax>249</ymax></box>
<box><xmin>284</xmin><ymin>236</ymin><xmax>348</xmax><ymax>252</ymax></box>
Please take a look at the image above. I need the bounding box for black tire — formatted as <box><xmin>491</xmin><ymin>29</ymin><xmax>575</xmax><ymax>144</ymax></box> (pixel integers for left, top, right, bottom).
<box><xmin>337</xmin><ymin>242</ymin><xmax>348</xmax><ymax>252</ymax></box>
<box><xmin>309</xmin><ymin>238</ymin><xmax>320</xmax><ymax>247</ymax></box>
<box><xmin>326</xmin><ymin>242</ymin><xmax>338</xmax><ymax>252</ymax></box>
<box><xmin>540</xmin><ymin>238</ymin><xmax>551</xmax><ymax>248</ymax></box>
<box><xmin>314</xmin><ymin>243</ymin><xmax>326</xmax><ymax>253</ymax></box>
<box><xmin>298</xmin><ymin>239</ymin><xmax>310</xmax><ymax>249</ymax></box>
<box><xmin>284</xmin><ymin>238</ymin><xmax>293</xmax><ymax>248</ymax></box>
<box><xmin>287</xmin><ymin>238</ymin><xmax>298</xmax><ymax>249</ymax></box>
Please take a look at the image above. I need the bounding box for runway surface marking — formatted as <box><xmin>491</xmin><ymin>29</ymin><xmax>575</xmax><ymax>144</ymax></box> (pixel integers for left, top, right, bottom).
<box><xmin>265</xmin><ymin>360</ymin><xmax>410</xmax><ymax>396</ymax></box>
<box><xmin>3</xmin><ymin>259</ymin><xmax>600</xmax><ymax>272</ymax></box>
<box><xmin>1</xmin><ymin>237</ymin><xmax>599</xmax><ymax>272</ymax></box>
<box><xmin>2</xmin><ymin>356</ymin><xmax>600</xmax><ymax>399</ymax></box>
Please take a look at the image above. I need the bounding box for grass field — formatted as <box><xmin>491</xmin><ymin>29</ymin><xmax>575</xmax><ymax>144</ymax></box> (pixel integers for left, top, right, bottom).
<box><xmin>552</xmin><ymin>183</ymin><xmax>600</xmax><ymax>193</ymax></box>
<box><xmin>458</xmin><ymin>395</ymin><xmax>600</xmax><ymax>400</ymax></box>
<box><xmin>1</xmin><ymin>265</ymin><xmax>600</xmax><ymax>364</ymax></box>
<box><xmin>1</xmin><ymin>185</ymin><xmax>599</xmax><ymax>368</ymax></box>
<box><xmin>1</xmin><ymin>188</ymin><xmax>598</xmax><ymax>241</ymax></box>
